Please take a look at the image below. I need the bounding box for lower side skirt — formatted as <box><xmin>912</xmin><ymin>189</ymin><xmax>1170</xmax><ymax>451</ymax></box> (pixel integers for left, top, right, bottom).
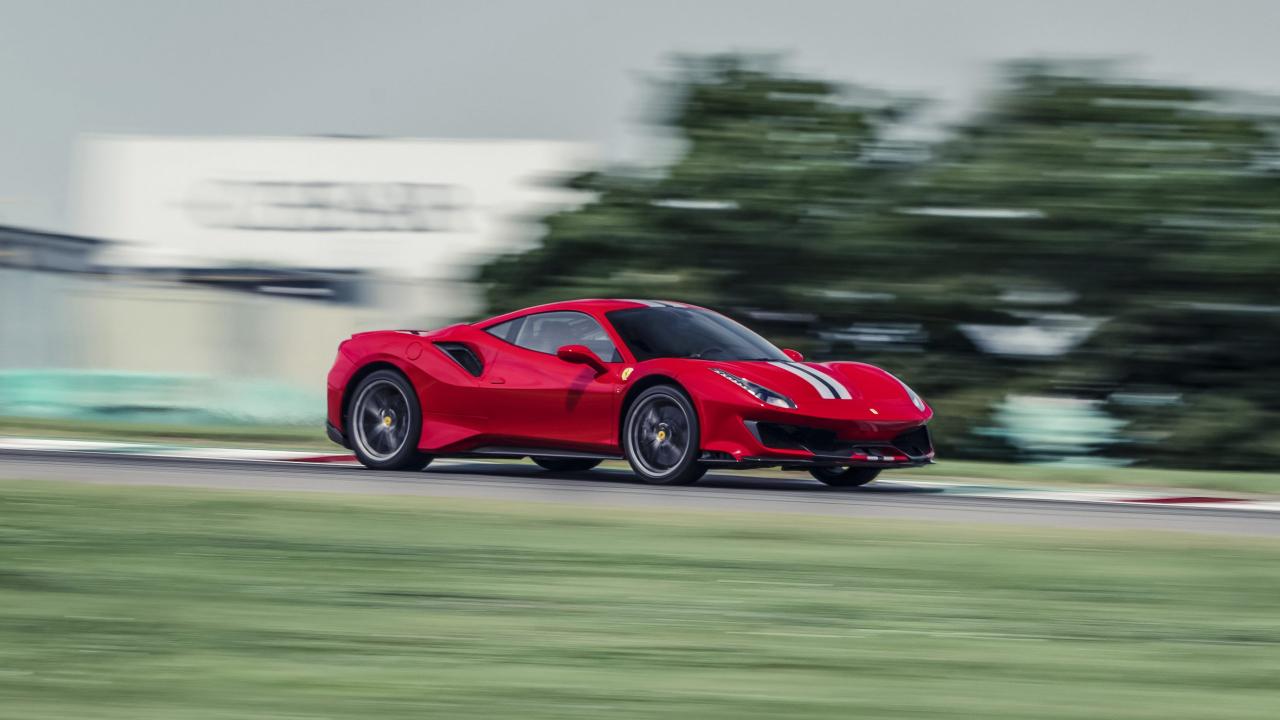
<box><xmin>459</xmin><ymin>446</ymin><xmax>622</xmax><ymax>461</ymax></box>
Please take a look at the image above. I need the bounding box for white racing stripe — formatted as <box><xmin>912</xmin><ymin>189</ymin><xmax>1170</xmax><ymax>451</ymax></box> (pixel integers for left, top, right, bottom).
<box><xmin>769</xmin><ymin>361</ymin><xmax>835</xmax><ymax>399</ymax></box>
<box><xmin>790</xmin><ymin>363</ymin><xmax>853</xmax><ymax>400</ymax></box>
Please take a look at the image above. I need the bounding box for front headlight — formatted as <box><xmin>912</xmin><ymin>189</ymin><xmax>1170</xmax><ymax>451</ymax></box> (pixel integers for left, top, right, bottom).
<box><xmin>893</xmin><ymin>375</ymin><xmax>926</xmax><ymax>411</ymax></box>
<box><xmin>711</xmin><ymin>368</ymin><xmax>796</xmax><ymax>409</ymax></box>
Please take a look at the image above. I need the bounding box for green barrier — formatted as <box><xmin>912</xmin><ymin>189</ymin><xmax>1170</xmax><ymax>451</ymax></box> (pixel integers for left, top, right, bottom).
<box><xmin>0</xmin><ymin>370</ymin><xmax>321</xmax><ymax>426</ymax></box>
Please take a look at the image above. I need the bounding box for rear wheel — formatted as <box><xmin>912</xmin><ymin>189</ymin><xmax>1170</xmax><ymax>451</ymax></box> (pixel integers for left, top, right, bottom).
<box><xmin>622</xmin><ymin>385</ymin><xmax>707</xmax><ymax>485</ymax></box>
<box><xmin>348</xmin><ymin>369</ymin><xmax>432</xmax><ymax>471</ymax></box>
<box><xmin>532</xmin><ymin>457</ymin><xmax>601</xmax><ymax>472</ymax></box>
<box><xmin>809</xmin><ymin>466</ymin><xmax>880</xmax><ymax>487</ymax></box>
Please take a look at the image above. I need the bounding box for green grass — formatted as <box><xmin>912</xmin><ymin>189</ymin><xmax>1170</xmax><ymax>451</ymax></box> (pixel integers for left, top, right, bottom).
<box><xmin>1</xmin><ymin>481</ymin><xmax>1278</xmax><ymax>719</ymax></box>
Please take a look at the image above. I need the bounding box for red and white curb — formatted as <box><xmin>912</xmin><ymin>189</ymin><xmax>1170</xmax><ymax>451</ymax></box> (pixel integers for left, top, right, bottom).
<box><xmin>2</xmin><ymin>437</ymin><xmax>1278</xmax><ymax>512</ymax></box>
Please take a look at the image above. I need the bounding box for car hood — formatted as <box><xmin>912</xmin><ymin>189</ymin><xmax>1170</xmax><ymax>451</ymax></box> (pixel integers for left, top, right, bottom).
<box><xmin>708</xmin><ymin>359</ymin><xmax>929</xmax><ymax>416</ymax></box>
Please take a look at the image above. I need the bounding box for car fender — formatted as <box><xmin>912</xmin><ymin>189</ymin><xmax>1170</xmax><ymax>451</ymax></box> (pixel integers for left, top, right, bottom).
<box><xmin>616</xmin><ymin>359</ymin><xmax>754</xmax><ymax>449</ymax></box>
<box><xmin>327</xmin><ymin>332</ymin><xmax>442</xmax><ymax>432</ymax></box>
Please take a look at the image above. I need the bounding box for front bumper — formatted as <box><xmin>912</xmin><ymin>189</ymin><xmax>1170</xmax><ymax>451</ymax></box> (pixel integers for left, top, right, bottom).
<box><xmin>697</xmin><ymin>401</ymin><xmax>935</xmax><ymax>469</ymax></box>
<box><xmin>746</xmin><ymin>421</ymin><xmax>932</xmax><ymax>466</ymax></box>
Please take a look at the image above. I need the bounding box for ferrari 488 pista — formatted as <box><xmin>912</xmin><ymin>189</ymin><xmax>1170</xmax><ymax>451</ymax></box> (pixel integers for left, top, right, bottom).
<box><xmin>326</xmin><ymin>299</ymin><xmax>934</xmax><ymax>486</ymax></box>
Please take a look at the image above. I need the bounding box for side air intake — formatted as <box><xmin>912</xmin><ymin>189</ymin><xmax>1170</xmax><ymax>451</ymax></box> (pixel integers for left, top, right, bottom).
<box><xmin>434</xmin><ymin>342</ymin><xmax>483</xmax><ymax>377</ymax></box>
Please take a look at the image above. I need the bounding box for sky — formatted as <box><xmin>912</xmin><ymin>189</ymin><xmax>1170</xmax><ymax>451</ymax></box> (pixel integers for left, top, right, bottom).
<box><xmin>2</xmin><ymin>0</ymin><xmax>1279</xmax><ymax>233</ymax></box>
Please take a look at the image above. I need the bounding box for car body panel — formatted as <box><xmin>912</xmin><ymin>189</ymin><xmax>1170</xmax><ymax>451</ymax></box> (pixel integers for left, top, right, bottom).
<box><xmin>473</xmin><ymin>341</ymin><xmax>622</xmax><ymax>452</ymax></box>
<box><xmin>327</xmin><ymin>299</ymin><xmax>934</xmax><ymax>469</ymax></box>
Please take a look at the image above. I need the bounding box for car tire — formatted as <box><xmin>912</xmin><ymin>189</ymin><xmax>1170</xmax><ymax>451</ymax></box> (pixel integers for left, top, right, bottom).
<box><xmin>532</xmin><ymin>457</ymin><xmax>602</xmax><ymax>472</ymax></box>
<box><xmin>809</xmin><ymin>466</ymin><xmax>880</xmax><ymax>487</ymax></box>
<box><xmin>622</xmin><ymin>385</ymin><xmax>707</xmax><ymax>485</ymax></box>
<box><xmin>347</xmin><ymin>369</ymin><xmax>433</xmax><ymax>471</ymax></box>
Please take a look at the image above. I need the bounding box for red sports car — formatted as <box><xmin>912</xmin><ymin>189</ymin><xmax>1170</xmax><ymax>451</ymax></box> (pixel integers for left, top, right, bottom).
<box><xmin>326</xmin><ymin>299</ymin><xmax>934</xmax><ymax>486</ymax></box>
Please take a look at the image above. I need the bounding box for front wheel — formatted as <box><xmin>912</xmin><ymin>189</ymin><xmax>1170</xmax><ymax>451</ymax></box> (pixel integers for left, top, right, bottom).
<box><xmin>348</xmin><ymin>369</ymin><xmax>432</xmax><ymax>471</ymax></box>
<box><xmin>809</xmin><ymin>466</ymin><xmax>880</xmax><ymax>487</ymax></box>
<box><xmin>622</xmin><ymin>385</ymin><xmax>707</xmax><ymax>485</ymax></box>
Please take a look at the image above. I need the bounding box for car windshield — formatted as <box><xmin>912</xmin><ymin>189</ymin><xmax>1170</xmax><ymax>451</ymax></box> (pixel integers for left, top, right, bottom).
<box><xmin>606</xmin><ymin>307</ymin><xmax>789</xmax><ymax>362</ymax></box>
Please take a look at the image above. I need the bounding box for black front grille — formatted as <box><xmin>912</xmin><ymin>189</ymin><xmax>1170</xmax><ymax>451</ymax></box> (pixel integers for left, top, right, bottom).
<box><xmin>749</xmin><ymin>421</ymin><xmax>933</xmax><ymax>461</ymax></box>
<box><xmin>892</xmin><ymin>426</ymin><xmax>933</xmax><ymax>458</ymax></box>
<box><xmin>748</xmin><ymin>422</ymin><xmax>857</xmax><ymax>457</ymax></box>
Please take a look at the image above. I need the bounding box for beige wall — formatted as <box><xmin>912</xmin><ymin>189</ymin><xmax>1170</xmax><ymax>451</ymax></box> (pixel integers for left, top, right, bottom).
<box><xmin>18</xmin><ymin>274</ymin><xmax>483</xmax><ymax>388</ymax></box>
<box><xmin>76</xmin><ymin>281</ymin><xmax>356</xmax><ymax>383</ymax></box>
<box><xmin>1</xmin><ymin>268</ymin><xmax>90</xmax><ymax>369</ymax></box>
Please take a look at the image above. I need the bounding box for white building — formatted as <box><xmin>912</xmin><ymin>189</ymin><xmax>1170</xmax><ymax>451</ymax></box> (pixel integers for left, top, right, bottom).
<box><xmin>0</xmin><ymin>136</ymin><xmax>596</xmax><ymax>424</ymax></box>
<box><xmin>75</xmin><ymin>135</ymin><xmax>594</xmax><ymax>280</ymax></box>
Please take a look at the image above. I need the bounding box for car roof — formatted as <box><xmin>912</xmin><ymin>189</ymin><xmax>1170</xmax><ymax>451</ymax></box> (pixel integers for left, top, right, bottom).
<box><xmin>476</xmin><ymin>299</ymin><xmax>702</xmax><ymax>326</ymax></box>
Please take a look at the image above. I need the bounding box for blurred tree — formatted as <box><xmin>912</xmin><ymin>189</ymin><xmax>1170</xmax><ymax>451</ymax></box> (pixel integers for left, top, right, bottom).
<box><xmin>479</xmin><ymin>56</ymin><xmax>1280</xmax><ymax>469</ymax></box>
<box><xmin>479</xmin><ymin>55</ymin><xmax>909</xmax><ymax>314</ymax></box>
<box><xmin>866</xmin><ymin>61</ymin><xmax>1280</xmax><ymax>467</ymax></box>
<box><xmin>884</xmin><ymin>60</ymin><xmax>1280</xmax><ymax>307</ymax></box>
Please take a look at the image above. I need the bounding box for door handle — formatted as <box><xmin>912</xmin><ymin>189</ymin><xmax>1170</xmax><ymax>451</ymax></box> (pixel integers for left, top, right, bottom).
<box><xmin>490</xmin><ymin>377</ymin><xmax>506</xmax><ymax>384</ymax></box>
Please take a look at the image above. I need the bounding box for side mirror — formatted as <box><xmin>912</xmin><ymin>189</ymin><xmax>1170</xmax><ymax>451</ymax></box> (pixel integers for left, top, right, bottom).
<box><xmin>556</xmin><ymin>344</ymin><xmax>609</xmax><ymax>375</ymax></box>
<box><xmin>782</xmin><ymin>348</ymin><xmax>805</xmax><ymax>362</ymax></box>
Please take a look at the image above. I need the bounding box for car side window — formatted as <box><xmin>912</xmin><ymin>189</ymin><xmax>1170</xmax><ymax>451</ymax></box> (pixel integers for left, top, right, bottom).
<box><xmin>511</xmin><ymin>311</ymin><xmax>621</xmax><ymax>362</ymax></box>
<box><xmin>484</xmin><ymin>317</ymin><xmax>524</xmax><ymax>342</ymax></box>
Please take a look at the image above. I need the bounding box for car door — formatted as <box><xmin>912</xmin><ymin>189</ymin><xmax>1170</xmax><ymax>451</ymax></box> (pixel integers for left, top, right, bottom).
<box><xmin>480</xmin><ymin>311</ymin><xmax>622</xmax><ymax>452</ymax></box>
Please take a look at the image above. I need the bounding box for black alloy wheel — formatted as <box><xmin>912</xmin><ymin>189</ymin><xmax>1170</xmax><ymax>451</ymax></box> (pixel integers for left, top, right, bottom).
<box><xmin>623</xmin><ymin>385</ymin><xmax>707</xmax><ymax>485</ymax></box>
<box><xmin>348</xmin><ymin>369</ymin><xmax>432</xmax><ymax>471</ymax></box>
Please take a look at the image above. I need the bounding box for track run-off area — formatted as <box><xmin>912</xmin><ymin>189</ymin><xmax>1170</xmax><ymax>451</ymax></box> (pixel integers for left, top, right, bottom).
<box><xmin>1</xmin><ymin>441</ymin><xmax>1277</xmax><ymax>536</ymax></box>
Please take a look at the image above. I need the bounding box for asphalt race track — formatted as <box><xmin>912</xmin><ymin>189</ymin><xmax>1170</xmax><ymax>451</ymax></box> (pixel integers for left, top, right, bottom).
<box><xmin>0</xmin><ymin>449</ymin><xmax>1276</xmax><ymax>537</ymax></box>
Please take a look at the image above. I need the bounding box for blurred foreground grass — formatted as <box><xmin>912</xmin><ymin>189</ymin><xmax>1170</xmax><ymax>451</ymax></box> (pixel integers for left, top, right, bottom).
<box><xmin>1</xmin><ymin>481</ymin><xmax>1278</xmax><ymax>719</ymax></box>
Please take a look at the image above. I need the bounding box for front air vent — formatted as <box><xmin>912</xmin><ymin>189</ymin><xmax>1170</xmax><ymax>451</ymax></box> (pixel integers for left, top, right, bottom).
<box><xmin>434</xmin><ymin>342</ymin><xmax>483</xmax><ymax>377</ymax></box>
<box><xmin>745</xmin><ymin>421</ymin><xmax>857</xmax><ymax>457</ymax></box>
<box><xmin>892</xmin><ymin>426</ymin><xmax>933</xmax><ymax>458</ymax></box>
